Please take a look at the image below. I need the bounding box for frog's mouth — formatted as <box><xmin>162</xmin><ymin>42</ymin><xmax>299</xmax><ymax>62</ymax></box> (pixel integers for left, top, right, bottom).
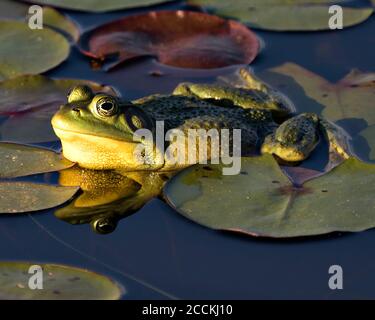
<box><xmin>53</xmin><ymin>127</ymin><xmax>163</xmax><ymax>171</ymax></box>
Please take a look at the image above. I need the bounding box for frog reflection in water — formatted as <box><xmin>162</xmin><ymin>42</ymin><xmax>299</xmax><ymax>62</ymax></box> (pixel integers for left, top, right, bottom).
<box><xmin>52</xmin><ymin>69</ymin><xmax>351</xmax><ymax>233</ymax></box>
<box><xmin>55</xmin><ymin>166</ymin><xmax>172</xmax><ymax>234</ymax></box>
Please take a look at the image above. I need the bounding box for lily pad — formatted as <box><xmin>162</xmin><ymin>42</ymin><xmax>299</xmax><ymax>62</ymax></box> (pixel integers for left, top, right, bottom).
<box><xmin>0</xmin><ymin>182</ymin><xmax>78</xmax><ymax>214</ymax></box>
<box><xmin>165</xmin><ymin>155</ymin><xmax>375</xmax><ymax>238</ymax></box>
<box><xmin>79</xmin><ymin>10</ymin><xmax>259</xmax><ymax>70</ymax></box>
<box><xmin>19</xmin><ymin>0</ymin><xmax>169</xmax><ymax>13</ymax></box>
<box><xmin>0</xmin><ymin>20</ymin><xmax>70</xmax><ymax>80</ymax></box>
<box><xmin>0</xmin><ymin>142</ymin><xmax>74</xmax><ymax>178</ymax></box>
<box><xmin>0</xmin><ymin>262</ymin><xmax>123</xmax><ymax>299</ymax></box>
<box><xmin>189</xmin><ymin>0</ymin><xmax>373</xmax><ymax>31</ymax></box>
<box><xmin>0</xmin><ymin>0</ymin><xmax>80</xmax><ymax>42</ymax></box>
<box><xmin>0</xmin><ymin>75</ymin><xmax>116</xmax><ymax>143</ymax></box>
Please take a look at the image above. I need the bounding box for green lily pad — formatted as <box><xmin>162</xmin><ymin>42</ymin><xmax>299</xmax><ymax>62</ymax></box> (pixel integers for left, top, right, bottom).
<box><xmin>165</xmin><ymin>155</ymin><xmax>375</xmax><ymax>238</ymax></box>
<box><xmin>0</xmin><ymin>182</ymin><xmax>78</xmax><ymax>213</ymax></box>
<box><xmin>0</xmin><ymin>20</ymin><xmax>70</xmax><ymax>80</ymax></box>
<box><xmin>189</xmin><ymin>0</ymin><xmax>373</xmax><ymax>31</ymax></box>
<box><xmin>0</xmin><ymin>262</ymin><xmax>123</xmax><ymax>299</ymax></box>
<box><xmin>0</xmin><ymin>142</ymin><xmax>74</xmax><ymax>178</ymax></box>
<box><xmin>0</xmin><ymin>0</ymin><xmax>80</xmax><ymax>42</ymax></box>
<box><xmin>19</xmin><ymin>0</ymin><xmax>169</xmax><ymax>13</ymax></box>
<box><xmin>0</xmin><ymin>75</ymin><xmax>116</xmax><ymax>143</ymax></box>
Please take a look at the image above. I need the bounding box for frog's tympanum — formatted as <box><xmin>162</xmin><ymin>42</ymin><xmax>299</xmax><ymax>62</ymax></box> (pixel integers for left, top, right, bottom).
<box><xmin>51</xmin><ymin>69</ymin><xmax>350</xmax><ymax>172</ymax></box>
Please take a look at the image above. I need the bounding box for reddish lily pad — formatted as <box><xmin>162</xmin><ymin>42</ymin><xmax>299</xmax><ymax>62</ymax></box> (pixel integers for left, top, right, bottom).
<box><xmin>18</xmin><ymin>0</ymin><xmax>169</xmax><ymax>13</ymax></box>
<box><xmin>0</xmin><ymin>75</ymin><xmax>116</xmax><ymax>143</ymax></box>
<box><xmin>78</xmin><ymin>10</ymin><xmax>260</xmax><ymax>70</ymax></box>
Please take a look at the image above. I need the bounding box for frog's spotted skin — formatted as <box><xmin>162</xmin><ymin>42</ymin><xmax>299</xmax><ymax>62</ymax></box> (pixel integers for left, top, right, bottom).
<box><xmin>173</xmin><ymin>83</ymin><xmax>292</xmax><ymax>118</ymax></box>
<box><xmin>51</xmin><ymin>70</ymin><xmax>350</xmax><ymax>171</ymax></box>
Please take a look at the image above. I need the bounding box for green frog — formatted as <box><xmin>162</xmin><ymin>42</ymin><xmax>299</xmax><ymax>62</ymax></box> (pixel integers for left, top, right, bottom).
<box><xmin>51</xmin><ymin>69</ymin><xmax>350</xmax><ymax>171</ymax></box>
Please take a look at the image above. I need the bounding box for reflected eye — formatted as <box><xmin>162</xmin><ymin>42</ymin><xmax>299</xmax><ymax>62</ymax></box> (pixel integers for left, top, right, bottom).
<box><xmin>96</xmin><ymin>98</ymin><xmax>118</xmax><ymax>117</ymax></box>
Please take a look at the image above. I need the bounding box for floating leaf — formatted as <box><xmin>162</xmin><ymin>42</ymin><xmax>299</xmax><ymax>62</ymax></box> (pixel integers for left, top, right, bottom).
<box><xmin>79</xmin><ymin>10</ymin><xmax>259</xmax><ymax>70</ymax></box>
<box><xmin>19</xmin><ymin>0</ymin><xmax>169</xmax><ymax>13</ymax></box>
<box><xmin>0</xmin><ymin>182</ymin><xmax>78</xmax><ymax>214</ymax></box>
<box><xmin>41</xmin><ymin>7</ymin><xmax>80</xmax><ymax>42</ymax></box>
<box><xmin>0</xmin><ymin>262</ymin><xmax>123</xmax><ymax>299</ymax></box>
<box><xmin>189</xmin><ymin>0</ymin><xmax>373</xmax><ymax>31</ymax></box>
<box><xmin>165</xmin><ymin>155</ymin><xmax>375</xmax><ymax>238</ymax></box>
<box><xmin>0</xmin><ymin>142</ymin><xmax>74</xmax><ymax>178</ymax></box>
<box><xmin>0</xmin><ymin>21</ymin><xmax>70</xmax><ymax>80</ymax></box>
<box><xmin>0</xmin><ymin>75</ymin><xmax>115</xmax><ymax>142</ymax></box>
<box><xmin>0</xmin><ymin>0</ymin><xmax>80</xmax><ymax>42</ymax></box>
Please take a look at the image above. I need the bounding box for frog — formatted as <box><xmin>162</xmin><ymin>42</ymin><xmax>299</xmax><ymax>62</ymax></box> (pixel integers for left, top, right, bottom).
<box><xmin>51</xmin><ymin>69</ymin><xmax>350</xmax><ymax>172</ymax></box>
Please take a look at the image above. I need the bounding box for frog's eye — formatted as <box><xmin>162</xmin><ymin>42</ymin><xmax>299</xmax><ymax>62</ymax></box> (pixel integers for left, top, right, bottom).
<box><xmin>96</xmin><ymin>97</ymin><xmax>118</xmax><ymax>117</ymax></box>
<box><xmin>68</xmin><ymin>85</ymin><xmax>94</xmax><ymax>103</ymax></box>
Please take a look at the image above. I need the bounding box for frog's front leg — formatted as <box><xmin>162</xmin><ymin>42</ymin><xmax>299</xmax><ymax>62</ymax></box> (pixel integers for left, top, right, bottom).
<box><xmin>319</xmin><ymin>119</ymin><xmax>351</xmax><ymax>160</ymax></box>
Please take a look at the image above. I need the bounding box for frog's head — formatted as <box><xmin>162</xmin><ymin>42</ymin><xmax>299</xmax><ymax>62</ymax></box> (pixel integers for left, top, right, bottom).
<box><xmin>52</xmin><ymin>85</ymin><xmax>163</xmax><ymax>171</ymax></box>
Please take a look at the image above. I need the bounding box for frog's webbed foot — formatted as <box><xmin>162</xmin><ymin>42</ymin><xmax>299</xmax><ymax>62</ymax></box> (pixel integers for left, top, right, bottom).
<box><xmin>319</xmin><ymin>118</ymin><xmax>351</xmax><ymax>161</ymax></box>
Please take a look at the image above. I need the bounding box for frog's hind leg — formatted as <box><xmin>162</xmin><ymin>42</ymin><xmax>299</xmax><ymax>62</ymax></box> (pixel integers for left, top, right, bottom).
<box><xmin>172</xmin><ymin>70</ymin><xmax>294</xmax><ymax>119</ymax></box>
<box><xmin>319</xmin><ymin>118</ymin><xmax>351</xmax><ymax>161</ymax></box>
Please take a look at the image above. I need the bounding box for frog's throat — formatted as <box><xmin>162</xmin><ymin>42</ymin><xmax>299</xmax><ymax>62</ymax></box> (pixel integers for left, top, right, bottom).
<box><xmin>53</xmin><ymin>128</ymin><xmax>164</xmax><ymax>171</ymax></box>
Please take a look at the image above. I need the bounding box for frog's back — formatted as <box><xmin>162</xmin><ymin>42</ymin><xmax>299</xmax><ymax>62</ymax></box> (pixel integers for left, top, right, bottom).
<box><xmin>132</xmin><ymin>94</ymin><xmax>277</xmax><ymax>153</ymax></box>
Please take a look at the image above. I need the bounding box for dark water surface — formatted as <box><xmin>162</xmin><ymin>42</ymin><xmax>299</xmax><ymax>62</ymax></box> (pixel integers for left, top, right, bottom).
<box><xmin>1</xmin><ymin>1</ymin><xmax>375</xmax><ymax>299</ymax></box>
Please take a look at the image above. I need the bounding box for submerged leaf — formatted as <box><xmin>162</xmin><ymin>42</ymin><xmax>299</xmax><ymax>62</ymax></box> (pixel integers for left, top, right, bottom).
<box><xmin>0</xmin><ymin>0</ymin><xmax>80</xmax><ymax>42</ymax></box>
<box><xmin>0</xmin><ymin>75</ymin><xmax>115</xmax><ymax>142</ymax></box>
<box><xmin>0</xmin><ymin>21</ymin><xmax>70</xmax><ymax>80</ymax></box>
<box><xmin>0</xmin><ymin>262</ymin><xmax>123</xmax><ymax>299</ymax></box>
<box><xmin>165</xmin><ymin>155</ymin><xmax>375</xmax><ymax>238</ymax></box>
<box><xmin>19</xmin><ymin>0</ymin><xmax>169</xmax><ymax>13</ymax></box>
<box><xmin>0</xmin><ymin>182</ymin><xmax>78</xmax><ymax>214</ymax></box>
<box><xmin>189</xmin><ymin>0</ymin><xmax>373</xmax><ymax>31</ymax></box>
<box><xmin>0</xmin><ymin>143</ymin><xmax>74</xmax><ymax>178</ymax></box>
<box><xmin>79</xmin><ymin>10</ymin><xmax>259</xmax><ymax>69</ymax></box>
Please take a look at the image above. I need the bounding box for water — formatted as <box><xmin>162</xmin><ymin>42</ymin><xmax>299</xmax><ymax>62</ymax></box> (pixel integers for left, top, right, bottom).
<box><xmin>1</xmin><ymin>1</ymin><xmax>375</xmax><ymax>299</ymax></box>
